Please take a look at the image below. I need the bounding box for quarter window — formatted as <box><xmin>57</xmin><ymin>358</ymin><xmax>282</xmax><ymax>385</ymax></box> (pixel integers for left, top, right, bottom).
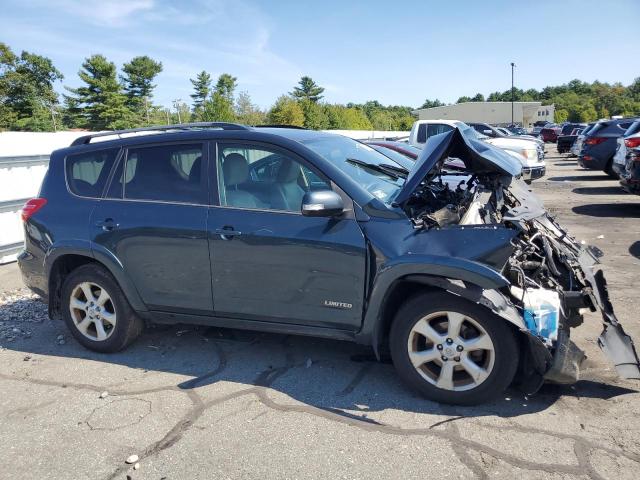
<box><xmin>427</xmin><ymin>124</ymin><xmax>453</xmax><ymax>137</ymax></box>
<box><xmin>116</xmin><ymin>143</ymin><xmax>205</xmax><ymax>204</ymax></box>
<box><xmin>65</xmin><ymin>148</ymin><xmax>119</xmax><ymax>198</ymax></box>
<box><xmin>217</xmin><ymin>145</ymin><xmax>330</xmax><ymax>212</ymax></box>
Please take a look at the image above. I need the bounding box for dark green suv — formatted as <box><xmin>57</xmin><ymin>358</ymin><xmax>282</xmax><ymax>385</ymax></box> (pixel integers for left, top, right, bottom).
<box><xmin>17</xmin><ymin>122</ymin><xmax>640</xmax><ymax>405</ymax></box>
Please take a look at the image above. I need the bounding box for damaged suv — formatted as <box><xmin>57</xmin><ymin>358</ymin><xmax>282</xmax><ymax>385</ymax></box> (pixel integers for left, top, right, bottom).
<box><xmin>18</xmin><ymin>123</ymin><xmax>640</xmax><ymax>405</ymax></box>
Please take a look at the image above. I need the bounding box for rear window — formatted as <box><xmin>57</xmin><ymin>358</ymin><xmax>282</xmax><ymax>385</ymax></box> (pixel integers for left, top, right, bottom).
<box><xmin>65</xmin><ymin>148</ymin><xmax>119</xmax><ymax>198</ymax></box>
<box><xmin>108</xmin><ymin>143</ymin><xmax>205</xmax><ymax>204</ymax></box>
<box><xmin>625</xmin><ymin>121</ymin><xmax>640</xmax><ymax>136</ymax></box>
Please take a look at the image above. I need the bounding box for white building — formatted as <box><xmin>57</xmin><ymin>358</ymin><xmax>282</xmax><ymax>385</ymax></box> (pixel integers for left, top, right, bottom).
<box><xmin>412</xmin><ymin>101</ymin><xmax>555</xmax><ymax>128</ymax></box>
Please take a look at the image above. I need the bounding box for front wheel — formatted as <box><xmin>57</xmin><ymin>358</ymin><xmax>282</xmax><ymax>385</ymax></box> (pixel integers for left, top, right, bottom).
<box><xmin>390</xmin><ymin>292</ymin><xmax>519</xmax><ymax>405</ymax></box>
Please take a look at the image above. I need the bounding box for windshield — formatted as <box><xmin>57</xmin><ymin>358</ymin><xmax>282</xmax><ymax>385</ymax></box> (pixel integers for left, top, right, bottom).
<box><xmin>303</xmin><ymin>136</ymin><xmax>405</xmax><ymax>205</ymax></box>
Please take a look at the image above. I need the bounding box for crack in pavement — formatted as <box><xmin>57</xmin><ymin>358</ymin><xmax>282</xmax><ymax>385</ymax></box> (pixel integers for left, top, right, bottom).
<box><xmin>1</xmin><ymin>344</ymin><xmax>639</xmax><ymax>480</ymax></box>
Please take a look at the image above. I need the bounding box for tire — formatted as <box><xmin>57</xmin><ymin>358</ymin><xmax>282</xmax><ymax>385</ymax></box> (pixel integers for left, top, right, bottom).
<box><xmin>61</xmin><ymin>263</ymin><xmax>143</xmax><ymax>353</ymax></box>
<box><xmin>390</xmin><ymin>292</ymin><xmax>519</xmax><ymax>405</ymax></box>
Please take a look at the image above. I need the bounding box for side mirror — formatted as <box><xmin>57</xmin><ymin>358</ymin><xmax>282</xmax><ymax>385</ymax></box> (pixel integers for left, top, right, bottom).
<box><xmin>301</xmin><ymin>190</ymin><xmax>344</xmax><ymax>217</ymax></box>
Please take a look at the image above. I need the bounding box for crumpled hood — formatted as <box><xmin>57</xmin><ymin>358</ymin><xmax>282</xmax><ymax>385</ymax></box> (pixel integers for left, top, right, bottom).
<box><xmin>395</xmin><ymin>128</ymin><xmax>522</xmax><ymax>205</ymax></box>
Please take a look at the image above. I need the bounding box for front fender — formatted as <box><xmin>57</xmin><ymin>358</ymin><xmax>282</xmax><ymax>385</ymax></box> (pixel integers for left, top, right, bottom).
<box><xmin>356</xmin><ymin>256</ymin><xmax>526</xmax><ymax>355</ymax></box>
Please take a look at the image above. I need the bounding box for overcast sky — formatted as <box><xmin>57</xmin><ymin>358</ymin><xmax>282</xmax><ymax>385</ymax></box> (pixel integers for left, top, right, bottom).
<box><xmin>2</xmin><ymin>0</ymin><xmax>638</xmax><ymax>109</ymax></box>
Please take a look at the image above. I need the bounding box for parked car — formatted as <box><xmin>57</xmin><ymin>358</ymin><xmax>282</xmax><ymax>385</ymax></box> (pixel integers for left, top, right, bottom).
<box><xmin>578</xmin><ymin>118</ymin><xmax>638</xmax><ymax>176</ymax></box>
<box><xmin>570</xmin><ymin>122</ymin><xmax>597</xmax><ymax>157</ymax></box>
<box><xmin>364</xmin><ymin>140</ymin><xmax>422</xmax><ymax>160</ymax></box>
<box><xmin>18</xmin><ymin>122</ymin><xmax>640</xmax><ymax>405</ymax></box>
<box><xmin>557</xmin><ymin>128</ymin><xmax>584</xmax><ymax>154</ymax></box>
<box><xmin>508</xmin><ymin>126</ymin><xmax>528</xmax><ymax>135</ymax></box>
<box><xmin>366</xmin><ymin>140</ymin><xmax>466</xmax><ymax>171</ymax></box>
<box><xmin>411</xmin><ymin>120</ymin><xmax>546</xmax><ymax>182</ymax></box>
<box><xmin>467</xmin><ymin>122</ymin><xmax>544</xmax><ymax>147</ymax></box>
<box><xmin>540</xmin><ymin>125</ymin><xmax>562</xmax><ymax>143</ymax></box>
<box><xmin>612</xmin><ymin>121</ymin><xmax>640</xmax><ymax>193</ymax></box>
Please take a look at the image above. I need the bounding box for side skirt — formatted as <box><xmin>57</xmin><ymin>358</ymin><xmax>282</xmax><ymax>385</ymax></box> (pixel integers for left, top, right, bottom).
<box><xmin>142</xmin><ymin>310</ymin><xmax>357</xmax><ymax>343</ymax></box>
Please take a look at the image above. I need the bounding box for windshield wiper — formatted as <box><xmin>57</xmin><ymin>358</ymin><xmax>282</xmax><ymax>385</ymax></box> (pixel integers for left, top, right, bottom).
<box><xmin>346</xmin><ymin>158</ymin><xmax>407</xmax><ymax>178</ymax></box>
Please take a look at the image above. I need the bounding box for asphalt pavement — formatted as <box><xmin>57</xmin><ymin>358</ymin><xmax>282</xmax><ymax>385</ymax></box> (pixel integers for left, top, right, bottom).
<box><xmin>1</xmin><ymin>145</ymin><xmax>639</xmax><ymax>479</ymax></box>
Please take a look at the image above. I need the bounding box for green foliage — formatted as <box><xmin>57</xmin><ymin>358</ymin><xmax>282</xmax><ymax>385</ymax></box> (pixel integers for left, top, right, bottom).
<box><xmin>190</xmin><ymin>71</ymin><xmax>212</xmax><ymax>117</ymax></box>
<box><xmin>474</xmin><ymin>79</ymin><xmax>640</xmax><ymax>122</ymax></box>
<box><xmin>324</xmin><ymin>104</ymin><xmax>372</xmax><ymax>130</ymax></box>
<box><xmin>235</xmin><ymin>91</ymin><xmax>266</xmax><ymax>125</ymax></box>
<box><xmin>64</xmin><ymin>54</ymin><xmax>135</xmax><ymax>129</ymax></box>
<box><xmin>0</xmin><ymin>42</ymin><xmax>63</xmax><ymax>131</ymax></box>
<box><xmin>420</xmin><ymin>98</ymin><xmax>445</xmax><ymax>109</ymax></box>
<box><xmin>554</xmin><ymin>108</ymin><xmax>569</xmax><ymax>123</ymax></box>
<box><xmin>291</xmin><ymin>76</ymin><xmax>324</xmax><ymax>103</ymax></box>
<box><xmin>267</xmin><ymin>95</ymin><xmax>305</xmax><ymax>126</ymax></box>
<box><xmin>121</xmin><ymin>55</ymin><xmax>162</xmax><ymax>123</ymax></box>
<box><xmin>201</xmin><ymin>73</ymin><xmax>238</xmax><ymax>122</ymax></box>
<box><xmin>300</xmin><ymin>99</ymin><xmax>329</xmax><ymax>129</ymax></box>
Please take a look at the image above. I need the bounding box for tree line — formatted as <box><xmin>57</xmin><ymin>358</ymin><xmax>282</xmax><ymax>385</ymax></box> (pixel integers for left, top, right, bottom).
<box><xmin>2</xmin><ymin>41</ymin><xmax>639</xmax><ymax>132</ymax></box>
<box><xmin>421</xmin><ymin>78</ymin><xmax>640</xmax><ymax>123</ymax></box>
<box><xmin>0</xmin><ymin>43</ymin><xmax>415</xmax><ymax>132</ymax></box>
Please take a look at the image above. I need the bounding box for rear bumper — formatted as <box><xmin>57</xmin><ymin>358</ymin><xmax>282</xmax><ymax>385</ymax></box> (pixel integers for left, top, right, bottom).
<box><xmin>578</xmin><ymin>154</ymin><xmax>608</xmax><ymax>170</ymax></box>
<box><xmin>17</xmin><ymin>250</ymin><xmax>48</xmax><ymax>299</ymax></box>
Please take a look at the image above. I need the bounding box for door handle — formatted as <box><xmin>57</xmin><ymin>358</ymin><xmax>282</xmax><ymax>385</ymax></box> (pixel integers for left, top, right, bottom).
<box><xmin>215</xmin><ymin>226</ymin><xmax>242</xmax><ymax>239</ymax></box>
<box><xmin>95</xmin><ymin>218</ymin><xmax>119</xmax><ymax>231</ymax></box>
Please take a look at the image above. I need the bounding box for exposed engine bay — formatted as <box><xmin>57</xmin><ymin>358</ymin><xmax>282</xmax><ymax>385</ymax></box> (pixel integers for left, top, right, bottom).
<box><xmin>401</xmin><ymin>162</ymin><xmax>640</xmax><ymax>387</ymax></box>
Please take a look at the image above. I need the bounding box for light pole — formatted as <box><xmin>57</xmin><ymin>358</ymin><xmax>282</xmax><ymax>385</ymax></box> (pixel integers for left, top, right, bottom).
<box><xmin>510</xmin><ymin>62</ymin><xmax>516</xmax><ymax>126</ymax></box>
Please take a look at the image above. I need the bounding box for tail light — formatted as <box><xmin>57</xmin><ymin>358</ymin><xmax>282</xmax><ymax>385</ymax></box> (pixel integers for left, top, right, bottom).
<box><xmin>585</xmin><ymin>137</ymin><xmax>606</xmax><ymax>146</ymax></box>
<box><xmin>625</xmin><ymin>137</ymin><xmax>640</xmax><ymax>149</ymax></box>
<box><xmin>21</xmin><ymin>198</ymin><xmax>47</xmax><ymax>222</ymax></box>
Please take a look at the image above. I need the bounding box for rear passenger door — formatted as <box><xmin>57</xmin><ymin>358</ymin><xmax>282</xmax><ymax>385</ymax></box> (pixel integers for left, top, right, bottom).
<box><xmin>91</xmin><ymin>141</ymin><xmax>213</xmax><ymax>314</ymax></box>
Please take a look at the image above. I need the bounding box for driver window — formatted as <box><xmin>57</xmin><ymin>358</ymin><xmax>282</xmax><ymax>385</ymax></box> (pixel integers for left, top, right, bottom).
<box><xmin>217</xmin><ymin>145</ymin><xmax>330</xmax><ymax>212</ymax></box>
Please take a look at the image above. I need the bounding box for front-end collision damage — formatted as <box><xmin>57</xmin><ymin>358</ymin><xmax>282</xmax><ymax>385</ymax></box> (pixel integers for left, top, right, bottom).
<box><xmin>383</xmin><ymin>126</ymin><xmax>640</xmax><ymax>391</ymax></box>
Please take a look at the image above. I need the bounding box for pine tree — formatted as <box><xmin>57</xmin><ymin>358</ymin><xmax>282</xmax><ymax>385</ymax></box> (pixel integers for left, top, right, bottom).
<box><xmin>64</xmin><ymin>54</ymin><xmax>134</xmax><ymax>130</ymax></box>
<box><xmin>190</xmin><ymin>71</ymin><xmax>212</xmax><ymax>114</ymax></box>
<box><xmin>291</xmin><ymin>76</ymin><xmax>324</xmax><ymax>103</ymax></box>
<box><xmin>121</xmin><ymin>55</ymin><xmax>162</xmax><ymax>123</ymax></box>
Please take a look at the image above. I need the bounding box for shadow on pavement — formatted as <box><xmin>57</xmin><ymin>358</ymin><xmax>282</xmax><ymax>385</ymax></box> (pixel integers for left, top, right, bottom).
<box><xmin>630</xmin><ymin>241</ymin><xmax>640</xmax><ymax>259</ymax></box>
<box><xmin>548</xmin><ymin>175</ymin><xmax>611</xmax><ymax>182</ymax></box>
<box><xmin>553</xmin><ymin>162</ymin><xmax>578</xmax><ymax>167</ymax></box>
<box><xmin>572</xmin><ymin>186</ymin><xmax>628</xmax><ymax>196</ymax></box>
<box><xmin>1</xmin><ymin>295</ymin><xmax>637</xmax><ymax>421</ymax></box>
<box><xmin>572</xmin><ymin>203</ymin><xmax>640</xmax><ymax>218</ymax></box>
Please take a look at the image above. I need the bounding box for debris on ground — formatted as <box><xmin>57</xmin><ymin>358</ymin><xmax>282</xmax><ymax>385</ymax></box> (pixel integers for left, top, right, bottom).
<box><xmin>125</xmin><ymin>454</ymin><xmax>139</xmax><ymax>464</ymax></box>
<box><xmin>99</xmin><ymin>391</ymin><xmax>109</xmax><ymax>399</ymax></box>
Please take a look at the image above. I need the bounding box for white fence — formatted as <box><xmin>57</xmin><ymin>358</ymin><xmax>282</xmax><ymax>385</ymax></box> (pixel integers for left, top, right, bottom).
<box><xmin>0</xmin><ymin>129</ymin><xmax>409</xmax><ymax>264</ymax></box>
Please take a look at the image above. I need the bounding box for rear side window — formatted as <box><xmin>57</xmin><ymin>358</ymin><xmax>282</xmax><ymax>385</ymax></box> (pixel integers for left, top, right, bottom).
<box><xmin>114</xmin><ymin>143</ymin><xmax>205</xmax><ymax>204</ymax></box>
<box><xmin>427</xmin><ymin>123</ymin><xmax>453</xmax><ymax>137</ymax></box>
<box><xmin>65</xmin><ymin>148</ymin><xmax>119</xmax><ymax>198</ymax></box>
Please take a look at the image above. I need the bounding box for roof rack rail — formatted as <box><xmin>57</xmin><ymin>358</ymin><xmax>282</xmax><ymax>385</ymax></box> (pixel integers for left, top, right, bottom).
<box><xmin>254</xmin><ymin>124</ymin><xmax>307</xmax><ymax>130</ymax></box>
<box><xmin>70</xmin><ymin>122</ymin><xmax>251</xmax><ymax>146</ymax></box>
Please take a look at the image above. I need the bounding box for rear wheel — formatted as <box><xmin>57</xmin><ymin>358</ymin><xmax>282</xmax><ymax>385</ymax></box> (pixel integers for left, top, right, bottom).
<box><xmin>390</xmin><ymin>292</ymin><xmax>519</xmax><ymax>405</ymax></box>
<box><xmin>62</xmin><ymin>264</ymin><xmax>143</xmax><ymax>353</ymax></box>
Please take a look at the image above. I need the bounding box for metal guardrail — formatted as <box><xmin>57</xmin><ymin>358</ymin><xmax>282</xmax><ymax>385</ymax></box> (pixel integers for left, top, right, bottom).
<box><xmin>0</xmin><ymin>154</ymin><xmax>50</xmax><ymax>168</ymax></box>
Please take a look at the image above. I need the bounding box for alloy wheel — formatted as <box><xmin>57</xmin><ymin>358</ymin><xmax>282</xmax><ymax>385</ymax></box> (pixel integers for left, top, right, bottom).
<box><xmin>69</xmin><ymin>281</ymin><xmax>117</xmax><ymax>341</ymax></box>
<box><xmin>407</xmin><ymin>311</ymin><xmax>495</xmax><ymax>391</ymax></box>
